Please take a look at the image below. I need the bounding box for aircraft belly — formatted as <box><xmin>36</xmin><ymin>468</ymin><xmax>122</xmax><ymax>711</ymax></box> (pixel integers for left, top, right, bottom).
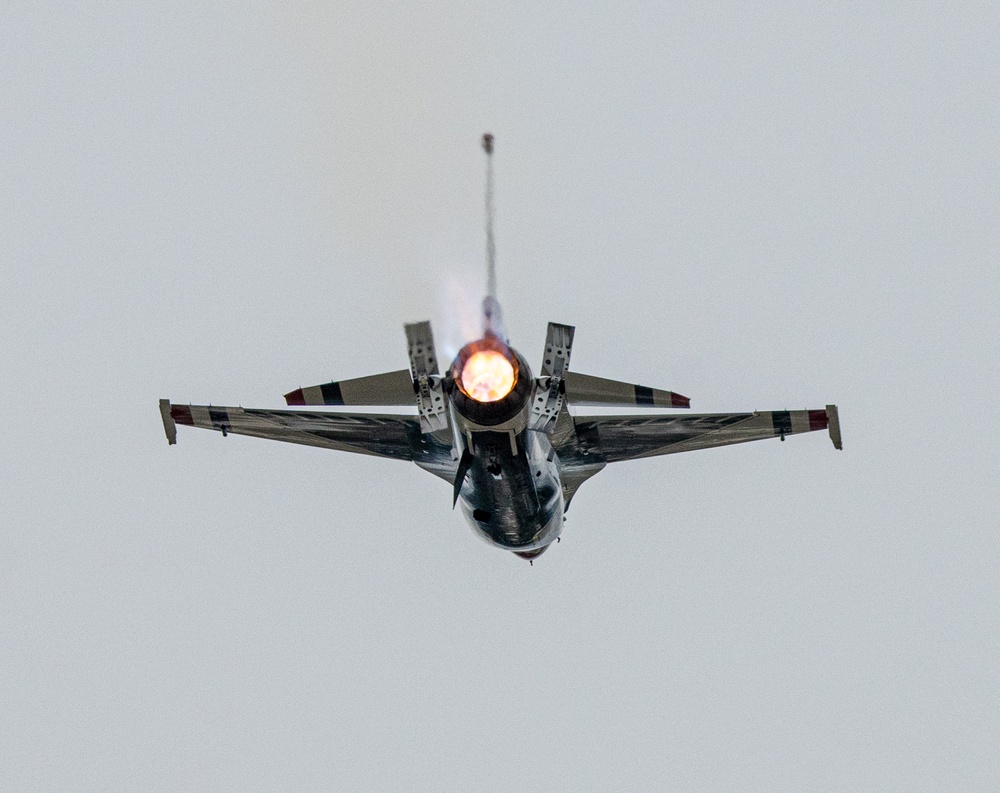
<box><xmin>458</xmin><ymin>431</ymin><xmax>563</xmax><ymax>550</ymax></box>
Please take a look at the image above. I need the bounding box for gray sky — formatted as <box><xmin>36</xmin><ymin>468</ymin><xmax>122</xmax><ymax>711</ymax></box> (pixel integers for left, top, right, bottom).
<box><xmin>2</xmin><ymin>2</ymin><xmax>998</xmax><ymax>790</ymax></box>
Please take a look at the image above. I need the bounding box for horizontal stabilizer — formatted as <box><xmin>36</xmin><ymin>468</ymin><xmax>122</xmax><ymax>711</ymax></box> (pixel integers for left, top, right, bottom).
<box><xmin>285</xmin><ymin>369</ymin><xmax>415</xmax><ymax>407</ymax></box>
<box><xmin>564</xmin><ymin>372</ymin><xmax>690</xmax><ymax>409</ymax></box>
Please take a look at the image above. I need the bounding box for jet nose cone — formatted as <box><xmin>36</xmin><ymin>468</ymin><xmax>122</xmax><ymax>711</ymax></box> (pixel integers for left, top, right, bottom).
<box><xmin>513</xmin><ymin>546</ymin><xmax>549</xmax><ymax>564</ymax></box>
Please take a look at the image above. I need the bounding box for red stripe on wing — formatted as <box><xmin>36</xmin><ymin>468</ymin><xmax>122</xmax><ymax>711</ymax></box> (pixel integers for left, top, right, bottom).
<box><xmin>171</xmin><ymin>405</ymin><xmax>194</xmax><ymax>425</ymax></box>
<box><xmin>808</xmin><ymin>409</ymin><xmax>828</xmax><ymax>431</ymax></box>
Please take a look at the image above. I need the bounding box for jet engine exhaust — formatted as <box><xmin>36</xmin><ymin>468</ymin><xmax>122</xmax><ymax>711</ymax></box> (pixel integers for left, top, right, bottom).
<box><xmin>448</xmin><ymin>336</ymin><xmax>532</xmax><ymax>426</ymax></box>
<box><xmin>460</xmin><ymin>349</ymin><xmax>516</xmax><ymax>402</ymax></box>
<box><xmin>454</xmin><ymin>335</ymin><xmax>519</xmax><ymax>403</ymax></box>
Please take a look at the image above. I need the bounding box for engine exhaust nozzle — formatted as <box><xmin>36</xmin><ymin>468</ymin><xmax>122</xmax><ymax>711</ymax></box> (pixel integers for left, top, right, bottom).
<box><xmin>448</xmin><ymin>337</ymin><xmax>532</xmax><ymax>426</ymax></box>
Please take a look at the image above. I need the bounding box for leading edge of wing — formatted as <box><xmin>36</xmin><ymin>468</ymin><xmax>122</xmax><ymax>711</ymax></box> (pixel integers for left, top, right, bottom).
<box><xmin>572</xmin><ymin>407</ymin><xmax>841</xmax><ymax>463</ymax></box>
<box><xmin>160</xmin><ymin>400</ymin><xmax>421</xmax><ymax>461</ymax></box>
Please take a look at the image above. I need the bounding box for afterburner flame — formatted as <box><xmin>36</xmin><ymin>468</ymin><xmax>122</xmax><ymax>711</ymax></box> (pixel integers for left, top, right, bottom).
<box><xmin>460</xmin><ymin>350</ymin><xmax>516</xmax><ymax>403</ymax></box>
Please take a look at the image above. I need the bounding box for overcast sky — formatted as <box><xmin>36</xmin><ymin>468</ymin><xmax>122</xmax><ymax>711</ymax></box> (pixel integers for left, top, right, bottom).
<box><xmin>2</xmin><ymin>2</ymin><xmax>998</xmax><ymax>790</ymax></box>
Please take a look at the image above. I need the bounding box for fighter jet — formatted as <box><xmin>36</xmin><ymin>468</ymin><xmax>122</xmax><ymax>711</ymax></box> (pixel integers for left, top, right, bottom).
<box><xmin>159</xmin><ymin>134</ymin><xmax>842</xmax><ymax>563</ymax></box>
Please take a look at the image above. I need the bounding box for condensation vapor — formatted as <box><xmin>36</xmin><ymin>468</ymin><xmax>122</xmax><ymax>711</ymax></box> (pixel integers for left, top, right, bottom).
<box><xmin>436</xmin><ymin>272</ymin><xmax>486</xmax><ymax>363</ymax></box>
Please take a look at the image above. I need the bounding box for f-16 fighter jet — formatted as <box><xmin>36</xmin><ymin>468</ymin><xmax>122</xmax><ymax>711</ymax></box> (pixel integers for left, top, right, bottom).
<box><xmin>159</xmin><ymin>135</ymin><xmax>842</xmax><ymax>563</ymax></box>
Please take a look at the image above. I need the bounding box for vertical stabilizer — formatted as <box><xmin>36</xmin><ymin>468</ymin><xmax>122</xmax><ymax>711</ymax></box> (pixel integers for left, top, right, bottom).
<box><xmin>481</xmin><ymin>133</ymin><xmax>506</xmax><ymax>341</ymax></box>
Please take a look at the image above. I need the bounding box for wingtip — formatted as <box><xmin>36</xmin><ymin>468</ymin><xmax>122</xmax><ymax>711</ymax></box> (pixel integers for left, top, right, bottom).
<box><xmin>285</xmin><ymin>388</ymin><xmax>305</xmax><ymax>406</ymax></box>
<box><xmin>671</xmin><ymin>393</ymin><xmax>691</xmax><ymax>409</ymax></box>
<box><xmin>826</xmin><ymin>404</ymin><xmax>843</xmax><ymax>450</ymax></box>
<box><xmin>158</xmin><ymin>399</ymin><xmax>177</xmax><ymax>445</ymax></box>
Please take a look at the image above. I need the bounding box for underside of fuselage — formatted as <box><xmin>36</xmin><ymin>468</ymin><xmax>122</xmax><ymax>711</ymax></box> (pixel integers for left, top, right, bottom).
<box><xmin>445</xmin><ymin>335</ymin><xmax>565</xmax><ymax>554</ymax></box>
<box><xmin>456</xmin><ymin>424</ymin><xmax>564</xmax><ymax>552</ymax></box>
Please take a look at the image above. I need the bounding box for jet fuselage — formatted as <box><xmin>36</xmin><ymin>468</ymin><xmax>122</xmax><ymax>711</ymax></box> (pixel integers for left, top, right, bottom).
<box><xmin>445</xmin><ymin>336</ymin><xmax>563</xmax><ymax>560</ymax></box>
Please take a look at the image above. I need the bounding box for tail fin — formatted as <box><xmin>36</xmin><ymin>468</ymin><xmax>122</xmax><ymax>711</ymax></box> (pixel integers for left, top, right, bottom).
<box><xmin>481</xmin><ymin>133</ymin><xmax>506</xmax><ymax>341</ymax></box>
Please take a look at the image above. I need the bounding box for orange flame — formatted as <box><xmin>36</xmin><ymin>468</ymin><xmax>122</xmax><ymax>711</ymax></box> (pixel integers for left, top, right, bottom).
<box><xmin>460</xmin><ymin>350</ymin><xmax>516</xmax><ymax>402</ymax></box>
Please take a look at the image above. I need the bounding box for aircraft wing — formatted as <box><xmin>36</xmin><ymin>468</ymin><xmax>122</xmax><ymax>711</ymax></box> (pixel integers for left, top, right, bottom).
<box><xmin>571</xmin><ymin>406</ymin><xmax>841</xmax><ymax>463</ymax></box>
<box><xmin>159</xmin><ymin>400</ymin><xmax>420</xmax><ymax>461</ymax></box>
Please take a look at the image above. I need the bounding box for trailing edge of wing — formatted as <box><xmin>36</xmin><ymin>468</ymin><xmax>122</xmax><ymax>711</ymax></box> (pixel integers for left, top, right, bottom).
<box><xmin>564</xmin><ymin>372</ymin><xmax>690</xmax><ymax>408</ymax></box>
<box><xmin>161</xmin><ymin>400</ymin><xmax>420</xmax><ymax>461</ymax></box>
<box><xmin>284</xmin><ymin>369</ymin><xmax>415</xmax><ymax>407</ymax></box>
<box><xmin>571</xmin><ymin>407</ymin><xmax>837</xmax><ymax>463</ymax></box>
